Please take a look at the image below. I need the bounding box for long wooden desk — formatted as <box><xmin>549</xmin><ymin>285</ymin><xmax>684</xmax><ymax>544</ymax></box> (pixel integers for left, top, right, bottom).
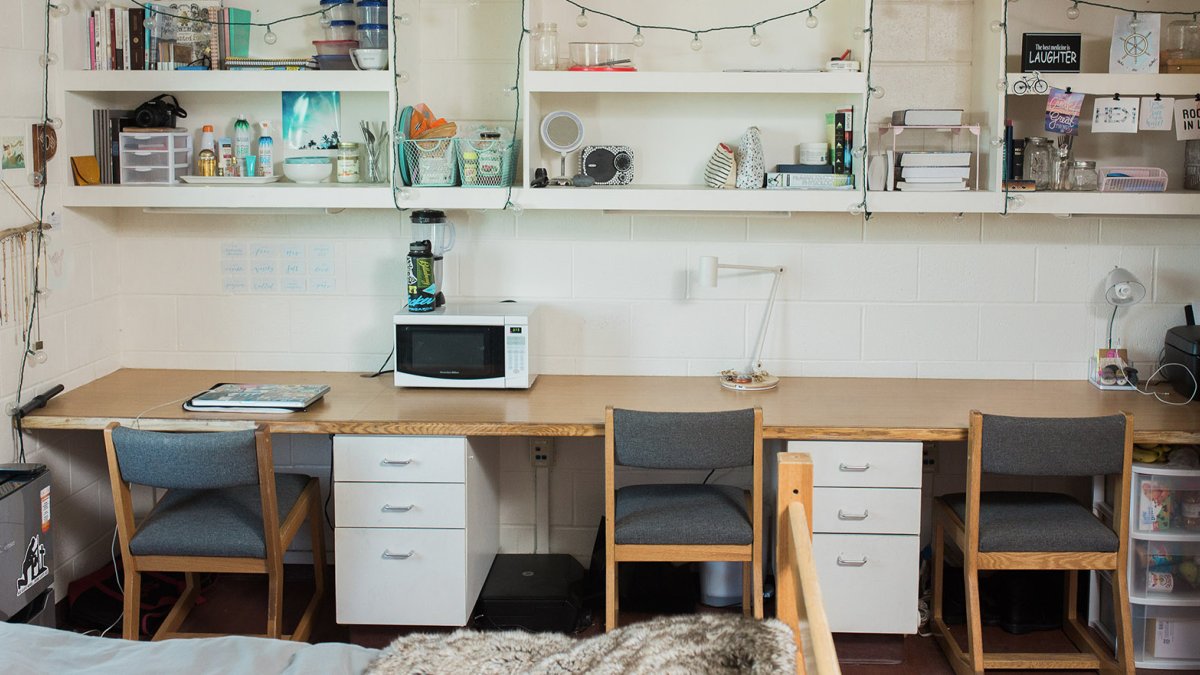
<box><xmin>21</xmin><ymin>368</ymin><xmax>1200</xmax><ymax>443</ymax></box>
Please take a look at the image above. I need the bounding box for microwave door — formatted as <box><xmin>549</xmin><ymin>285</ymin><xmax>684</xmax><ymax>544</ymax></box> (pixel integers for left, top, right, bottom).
<box><xmin>396</xmin><ymin>325</ymin><xmax>506</xmax><ymax>380</ymax></box>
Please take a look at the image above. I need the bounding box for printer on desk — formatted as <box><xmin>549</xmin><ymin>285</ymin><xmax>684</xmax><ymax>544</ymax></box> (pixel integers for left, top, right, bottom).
<box><xmin>1164</xmin><ymin>325</ymin><xmax>1200</xmax><ymax>401</ymax></box>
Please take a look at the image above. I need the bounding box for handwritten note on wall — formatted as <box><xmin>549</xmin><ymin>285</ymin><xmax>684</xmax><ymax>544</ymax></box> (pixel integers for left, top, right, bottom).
<box><xmin>221</xmin><ymin>240</ymin><xmax>337</xmax><ymax>294</ymax></box>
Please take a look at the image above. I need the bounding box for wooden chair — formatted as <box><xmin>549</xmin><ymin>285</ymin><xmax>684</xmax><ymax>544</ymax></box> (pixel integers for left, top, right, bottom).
<box><xmin>931</xmin><ymin>411</ymin><xmax>1134</xmax><ymax>674</ymax></box>
<box><xmin>604</xmin><ymin>406</ymin><xmax>763</xmax><ymax>631</ymax></box>
<box><xmin>103</xmin><ymin>422</ymin><xmax>325</xmax><ymax>641</ymax></box>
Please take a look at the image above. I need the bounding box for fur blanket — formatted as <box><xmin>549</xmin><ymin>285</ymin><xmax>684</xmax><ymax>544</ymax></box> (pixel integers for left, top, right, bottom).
<box><xmin>365</xmin><ymin>614</ymin><xmax>795</xmax><ymax>675</ymax></box>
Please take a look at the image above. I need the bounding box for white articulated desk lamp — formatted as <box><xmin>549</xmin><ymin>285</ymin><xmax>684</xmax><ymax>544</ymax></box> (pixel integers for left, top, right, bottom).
<box><xmin>699</xmin><ymin>256</ymin><xmax>786</xmax><ymax>391</ymax></box>
<box><xmin>1089</xmin><ymin>266</ymin><xmax>1146</xmax><ymax>390</ymax></box>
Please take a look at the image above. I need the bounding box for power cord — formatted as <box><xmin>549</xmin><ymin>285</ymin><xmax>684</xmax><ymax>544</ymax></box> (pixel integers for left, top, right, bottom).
<box><xmin>1133</xmin><ymin>362</ymin><xmax>1199</xmax><ymax>407</ymax></box>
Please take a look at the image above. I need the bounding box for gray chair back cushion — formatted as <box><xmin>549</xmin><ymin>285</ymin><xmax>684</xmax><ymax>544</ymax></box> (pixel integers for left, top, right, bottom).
<box><xmin>111</xmin><ymin>426</ymin><xmax>260</xmax><ymax>489</ymax></box>
<box><xmin>979</xmin><ymin>413</ymin><xmax>1126</xmax><ymax>476</ymax></box>
<box><xmin>613</xmin><ymin>408</ymin><xmax>755</xmax><ymax>470</ymax></box>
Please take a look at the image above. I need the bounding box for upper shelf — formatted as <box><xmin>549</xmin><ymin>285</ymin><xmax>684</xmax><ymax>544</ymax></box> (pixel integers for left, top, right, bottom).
<box><xmin>60</xmin><ymin>70</ymin><xmax>395</xmax><ymax>93</ymax></box>
<box><xmin>515</xmin><ymin>185</ymin><xmax>861</xmax><ymax>212</ymax></box>
<box><xmin>1006</xmin><ymin>72</ymin><xmax>1200</xmax><ymax>97</ymax></box>
<box><xmin>525</xmin><ymin>70</ymin><xmax>866</xmax><ymax>95</ymax></box>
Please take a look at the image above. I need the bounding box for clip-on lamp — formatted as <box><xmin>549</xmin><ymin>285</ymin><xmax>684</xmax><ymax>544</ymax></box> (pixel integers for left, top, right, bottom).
<box><xmin>699</xmin><ymin>256</ymin><xmax>785</xmax><ymax>391</ymax></box>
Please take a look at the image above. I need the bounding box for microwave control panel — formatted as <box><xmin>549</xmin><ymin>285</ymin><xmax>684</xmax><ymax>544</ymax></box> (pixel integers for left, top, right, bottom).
<box><xmin>506</xmin><ymin>326</ymin><xmax>527</xmax><ymax>375</ymax></box>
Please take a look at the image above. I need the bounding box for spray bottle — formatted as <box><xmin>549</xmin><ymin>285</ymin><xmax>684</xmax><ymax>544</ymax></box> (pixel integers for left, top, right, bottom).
<box><xmin>233</xmin><ymin>114</ymin><xmax>252</xmax><ymax>165</ymax></box>
<box><xmin>257</xmin><ymin>121</ymin><xmax>274</xmax><ymax>177</ymax></box>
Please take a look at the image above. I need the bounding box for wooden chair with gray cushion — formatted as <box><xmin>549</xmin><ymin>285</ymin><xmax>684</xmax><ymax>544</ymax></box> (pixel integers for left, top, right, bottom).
<box><xmin>931</xmin><ymin>410</ymin><xmax>1134</xmax><ymax>674</ymax></box>
<box><xmin>604</xmin><ymin>406</ymin><xmax>763</xmax><ymax>631</ymax></box>
<box><xmin>103</xmin><ymin>422</ymin><xmax>325</xmax><ymax>641</ymax></box>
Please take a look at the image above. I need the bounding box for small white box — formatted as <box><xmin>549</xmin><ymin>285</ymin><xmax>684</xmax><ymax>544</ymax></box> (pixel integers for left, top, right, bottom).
<box><xmin>119</xmin><ymin>130</ymin><xmax>193</xmax><ymax>184</ymax></box>
<box><xmin>1150</xmin><ymin>618</ymin><xmax>1200</xmax><ymax>659</ymax></box>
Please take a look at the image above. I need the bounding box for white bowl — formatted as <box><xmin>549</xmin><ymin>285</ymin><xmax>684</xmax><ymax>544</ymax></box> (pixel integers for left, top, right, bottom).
<box><xmin>283</xmin><ymin>161</ymin><xmax>333</xmax><ymax>184</ymax></box>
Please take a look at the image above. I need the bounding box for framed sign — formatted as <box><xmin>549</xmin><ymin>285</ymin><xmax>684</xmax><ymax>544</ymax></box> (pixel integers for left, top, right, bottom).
<box><xmin>1022</xmin><ymin>33</ymin><xmax>1082</xmax><ymax>72</ymax></box>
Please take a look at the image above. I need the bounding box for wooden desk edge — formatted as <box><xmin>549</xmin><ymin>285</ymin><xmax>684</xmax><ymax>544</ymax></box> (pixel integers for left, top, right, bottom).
<box><xmin>18</xmin><ymin>416</ymin><xmax>1200</xmax><ymax>444</ymax></box>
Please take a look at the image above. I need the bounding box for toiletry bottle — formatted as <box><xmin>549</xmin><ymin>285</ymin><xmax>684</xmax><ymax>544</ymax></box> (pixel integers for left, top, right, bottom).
<box><xmin>199</xmin><ymin>124</ymin><xmax>215</xmax><ymax>153</ymax></box>
<box><xmin>233</xmin><ymin>115</ymin><xmax>252</xmax><ymax>164</ymax></box>
<box><xmin>257</xmin><ymin>121</ymin><xmax>274</xmax><ymax>177</ymax></box>
<box><xmin>218</xmin><ymin>137</ymin><xmax>234</xmax><ymax>176</ymax></box>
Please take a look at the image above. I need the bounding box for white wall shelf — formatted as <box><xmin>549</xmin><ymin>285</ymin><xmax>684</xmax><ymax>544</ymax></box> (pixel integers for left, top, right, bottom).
<box><xmin>1011</xmin><ymin>191</ymin><xmax>1200</xmax><ymax>216</ymax></box>
<box><xmin>63</xmin><ymin>184</ymin><xmax>398</xmax><ymax>209</ymax></box>
<box><xmin>61</xmin><ymin>69</ymin><xmax>396</xmax><ymax>93</ymax></box>
<box><xmin>516</xmin><ymin>185</ymin><xmax>861</xmax><ymax>212</ymax></box>
<box><xmin>866</xmin><ymin>191</ymin><xmax>1005</xmax><ymax>214</ymax></box>
<box><xmin>1007</xmin><ymin>73</ymin><xmax>1200</xmax><ymax>97</ymax></box>
<box><xmin>525</xmin><ymin>70</ymin><xmax>866</xmax><ymax>94</ymax></box>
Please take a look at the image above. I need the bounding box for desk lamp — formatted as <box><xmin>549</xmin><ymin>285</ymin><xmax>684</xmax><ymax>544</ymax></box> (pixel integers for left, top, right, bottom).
<box><xmin>1089</xmin><ymin>266</ymin><xmax>1146</xmax><ymax>390</ymax></box>
<box><xmin>699</xmin><ymin>256</ymin><xmax>785</xmax><ymax>391</ymax></box>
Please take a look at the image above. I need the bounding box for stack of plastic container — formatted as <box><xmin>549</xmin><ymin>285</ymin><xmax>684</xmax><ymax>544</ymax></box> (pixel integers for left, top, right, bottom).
<box><xmin>356</xmin><ymin>0</ymin><xmax>388</xmax><ymax>50</ymax></box>
<box><xmin>315</xmin><ymin>0</ymin><xmax>357</xmax><ymax>70</ymax></box>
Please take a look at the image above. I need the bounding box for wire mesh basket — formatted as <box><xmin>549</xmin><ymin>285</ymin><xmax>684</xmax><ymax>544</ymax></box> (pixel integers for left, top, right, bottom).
<box><xmin>1099</xmin><ymin>167</ymin><xmax>1168</xmax><ymax>193</ymax></box>
<box><xmin>456</xmin><ymin>138</ymin><xmax>518</xmax><ymax>188</ymax></box>
<box><xmin>399</xmin><ymin>138</ymin><xmax>459</xmax><ymax>187</ymax></box>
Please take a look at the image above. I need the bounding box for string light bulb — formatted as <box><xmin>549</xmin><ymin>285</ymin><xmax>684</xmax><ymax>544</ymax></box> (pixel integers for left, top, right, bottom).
<box><xmin>263</xmin><ymin>26</ymin><xmax>278</xmax><ymax>45</ymax></box>
<box><xmin>1066</xmin><ymin>2</ymin><xmax>1080</xmax><ymax>20</ymax></box>
<box><xmin>27</xmin><ymin>171</ymin><xmax>44</xmax><ymax>187</ymax></box>
<box><xmin>870</xmin><ymin>85</ymin><xmax>885</xmax><ymax>99</ymax></box>
<box><xmin>632</xmin><ymin>28</ymin><xmax>645</xmax><ymax>47</ymax></box>
<box><xmin>49</xmin><ymin>3</ymin><xmax>70</xmax><ymax>17</ymax></box>
<box><xmin>1008</xmin><ymin>193</ymin><xmax>1025</xmax><ymax>208</ymax></box>
<box><xmin>576</xmin><ymin>9</ymin><xmax>588</xmax><ymax>28</ymax></box>
<box><xmin>29</xmin><ymin>350</ymin><xmax>48</xmax><ymax>365</ymax></box>
<box><xmin>46</xmin><ymin>117</ymin><xmax>63</xmax><ymax>130</ymax></box>
<box><xmin>690</xmin><ymin>33</ymin><xmax>703</xmax><ymax>51</ymax></box>
<box><xmin>997</xmin><ymin>77</ymin><xmax>1009</xmax><ymax>92</ymax></box>
<box><xmin>852</xmin><ymin>27</ymin><xmax>865</xmax><ymax>40</ymax></box>
<box><xmin>749</xmin><ymin>27</ymin><xmax>762</xmax><ymax>47</ymax></box>
<box><xmin>805</xmin><ymin>11</ymin><xmax>818</xmax><ymax>29</ymax></box>
<box><xmin>989</xmin><ymin>20</ymin><xmax>1003</xmax><ymax>33</ymax></box>
<box><xmin>38</xmin><ymin>52</ymin><xmax>58</xmax><ymax>67</ymax></box>
<box><xmin>849</xmin><ymin>203</ymin><xmax>865</xmax><ymax>216</ymax></box>
<box><xmin>396</xmin><ymin>71</ymin><xmax>410</xmax><ymax>83</ymax></box>
<box><xmin>506</xmin><ymin>202</ymin><xmax>524</xmax><ymax>215</ymax></box>
<box><xmin>320</xmin><ymin>10</ymin><xmax>330</xmax><ymax>27</ymax></box>
<box><xmin>397</xmin><ymin>13</ymin><xmax>413</xmax><ymax>25</ymax></box>
<box><xmin>852</xmin><ymin>145</ymin><xmax>866</xmax><ymax>159</ymax></box>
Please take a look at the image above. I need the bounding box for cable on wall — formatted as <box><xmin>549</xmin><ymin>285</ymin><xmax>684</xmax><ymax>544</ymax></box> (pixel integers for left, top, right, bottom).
<box><xmin>854</xmin><ymin>0</ymin><xmax>876</xmax><ymax>220</ymax></box>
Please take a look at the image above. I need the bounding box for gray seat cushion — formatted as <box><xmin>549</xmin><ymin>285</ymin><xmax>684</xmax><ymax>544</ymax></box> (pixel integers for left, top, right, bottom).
<box><xmin>942</xmin><ymin>492</ymin><xmax>1118</xmax><ymax>553</ymax></box>
<box><xmin>615</xmin><ymin>484</ymin><xmax>751</xmax><ymax>546</ymax></box>
<box><xmin>130</xmin><ymin>473</ymin><xmax>311</xmax><ymax>558</ymax></box>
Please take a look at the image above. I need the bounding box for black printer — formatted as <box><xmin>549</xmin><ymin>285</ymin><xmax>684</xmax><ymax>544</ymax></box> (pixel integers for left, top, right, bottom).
<box><xmin>1164</xmin><ymin>325</ymin><xmax>1200</xmax><ymax>400</ymax></box>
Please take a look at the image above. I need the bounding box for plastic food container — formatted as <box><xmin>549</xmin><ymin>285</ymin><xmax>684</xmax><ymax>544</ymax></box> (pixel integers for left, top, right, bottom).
<box><xmin>357</xmin><ymin>23</ymin><xmax>388</xmax><ymax>50</ymax></box>
<box><xmin>357</xmin><ymin>0</ymin><xmax>387</xmax><ymax>26</ymax></box>
<box><xmin>319</xmin><ymin>0</ymin><xmax>355</xmax><ymax>23</ymax></box>
<box><xmin>568</xmin><ymin>42</ymin><xmax>636</xmax><ymax>71</ymax></box>
<box><xmin>324</xmin><ymin>20</ymin><xmax>357</xmax><ymax>42</ymax></box>
<box><xmin>798</xmin><ymin>142</ymin><xmax>829</xmax><ymax>165</ymax></box>
<box><xmin>315</xmin><ymin>54</ymin><xmax>355</xmax><ymax>71</ymax></box>
<box><xmin>313</xmin><ymin>39</ymin><xmax>358</xmax><ymax>57</ymax></box>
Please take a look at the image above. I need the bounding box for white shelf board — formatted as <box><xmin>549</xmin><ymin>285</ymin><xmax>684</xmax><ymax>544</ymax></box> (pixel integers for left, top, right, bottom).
<box><xmin>1012</xmin><ymin>190</ymin><xmax>1200</xmax><ymax>216</ymax></box>
<box><xmin>394</xmin><ymin>186</ymin><xmax>516</xmax><ymax>210</ymax></box>
<box><xmin>526</xmin><ymin>70</ymin><xmax>866</xmax><ymax>94</ymax></box>
<box><xmin>1007</xmin><ymin>72</ymin><xmax>1200</xmax><ymax>97</ymax></box>
<box><xmin>865</xmin><ymin>190</ymin><xmax>1004</xmax><ymax>213</ymax></box>
<box><xmin>63</xmin><ymin>183</ymin><xmax>398</xmax><ymax>209</ymax></box>
<box><xmin>516</xmin><ymin>185</ymin><xmax>862</xmax><ymax>212</ymax></box>
<box><xmin>61</xmin><ymin>69</ymin><xmax>394</xmax><ymax>93</ymax></box>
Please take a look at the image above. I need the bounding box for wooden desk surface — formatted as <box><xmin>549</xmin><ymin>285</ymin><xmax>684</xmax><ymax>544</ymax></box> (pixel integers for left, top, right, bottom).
<box><xmin>20</xmin><ymin>369</ymin><xmax>1200</xmax><ymax>443</ymax></box>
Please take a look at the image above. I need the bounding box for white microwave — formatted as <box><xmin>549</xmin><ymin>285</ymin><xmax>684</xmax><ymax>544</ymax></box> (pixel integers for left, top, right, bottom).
<box><xmin>393</xmin><ymin>303</ymin><xmax>539</xmax><ymax>389</ymax></box>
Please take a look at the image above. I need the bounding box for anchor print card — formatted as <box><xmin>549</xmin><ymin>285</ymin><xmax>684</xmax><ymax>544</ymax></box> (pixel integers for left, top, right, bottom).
<box><xmin>1092</xmin><ymin>97</ymin><xmax>1140</xmax><ymax>134</ymax></box>
<box><xmin>1110</xmin><ymin>13</ymin><xmax>1160</xmax><ymax>74</ymax></box>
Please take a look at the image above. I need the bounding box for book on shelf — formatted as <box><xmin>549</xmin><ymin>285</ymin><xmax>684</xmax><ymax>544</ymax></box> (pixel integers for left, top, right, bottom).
<box><xmin>900</xmin><ymin>166</ymin><xmax>971</xmax><ymax>179</ymax></box>
<box><xmin>897</xmin><ymin>151</ymin><xmax>972</xmax><ymax>167</ymax></box>
<box><xmin>821</xmin><ymin>105</ymin><xmax>855</xmax><ymax>185</ymax></box>
<box><xmin>185</xmin><ymin>383</ymin><xmax>331</xmax><ymax>412</ymax></box>
<box><xmin>895</xmin><ymin>180</ymin><xmax>968</xmax><ymax>192</ymax></box>
<box><xmin>85</xmin><ymin>3</ymin><xmax>253</xmax><ymax>71</ymax></box>
<box><xmin>91</xmin><ymin>108</ymin><xmax>134</xmax><ymax>185</ymax></box>
<box><xmin>890</xmin><ymin>109</ymin><xmax>965</xmax><ymax>126</ymax></box>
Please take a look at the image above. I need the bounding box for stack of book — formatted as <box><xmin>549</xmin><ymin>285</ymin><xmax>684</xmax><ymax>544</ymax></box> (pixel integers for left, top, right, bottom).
<box><xmin>183</xmin><ymin>383</ymin><xmax>331</xmax><ymax>414</ymax></box>
<box><xmin>85</xmin><ymin>3</ymin><xmax>252</xmax><ymax>71</ymax></box>
<box><xmin>91</xmin><ymin>109</ymin><xmax>133</xmax><ymax>184</ymax></box>
<box><xmin>765</xmin><ymin>105</ymin><xmax>855</xmax><ymax>190</ymax></box>
<box><xmin>891</xmin><ymin>152</ymin><xmax>972</xmax><ymax>191</ymax></box>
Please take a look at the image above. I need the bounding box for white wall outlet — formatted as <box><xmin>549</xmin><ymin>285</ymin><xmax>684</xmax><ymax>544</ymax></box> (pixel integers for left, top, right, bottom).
<box><xmin>530</xmin><ymin>439</ymin><xmax>554</xmax><ymax>467</ymax></box>
<box><xmin>922</xmin><ymin>443</ymin><xmax>937</xmax><ymax>473</ymax></box>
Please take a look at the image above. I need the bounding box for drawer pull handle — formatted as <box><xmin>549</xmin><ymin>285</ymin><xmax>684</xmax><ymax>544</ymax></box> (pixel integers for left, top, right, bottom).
<box><xmin>381</xmin><ymin>503</ymin><xmax>415</xmax><ymax>513</ymax></box>
<box><xmin>837</xmin><ymin>509</ymin><xmax>869</xmax><ymax>521</ymax></box>
<box><xmin>838</xmin><ymin>462</ymin><xmax>871</xmax><ymax>472</ymax></box>
<box><xmin>380</xmin><ymin>458</ymin><xmax>413</xmax><ymax>466</ymax></box>
<box><xmin>382</xmin><ymin>549</ymin><xmax>415</xmax><ymax>560</ymax></box>
<box><xmin>836</xmin><ymin>555</ymin><xmax>869</xmax><ymax>567</ymax></box>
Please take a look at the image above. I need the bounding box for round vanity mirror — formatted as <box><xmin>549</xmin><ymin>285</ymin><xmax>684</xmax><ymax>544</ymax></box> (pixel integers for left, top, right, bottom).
<box><xmin>540</xmin><ymin>111</ymin><xmax>585</xmax><ymax>185</ymax></box>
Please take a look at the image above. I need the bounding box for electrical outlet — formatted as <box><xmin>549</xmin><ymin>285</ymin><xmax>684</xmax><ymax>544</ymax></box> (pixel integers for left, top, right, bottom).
<box><xmin>922</xmin><ymin>443</ymin><xmax>937</xmax><ymax>473</ymax></box>
<box><xmin>530</xmin><ymin>438</ymin><xmax>554</xmax><ymax>467</ymax></box>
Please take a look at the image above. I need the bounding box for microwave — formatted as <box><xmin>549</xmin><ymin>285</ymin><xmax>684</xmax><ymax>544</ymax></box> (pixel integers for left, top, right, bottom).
<box><xmin>394</xmin><ymin>303</ymin><xmax>539</xmax><ymax>389</ymax></box>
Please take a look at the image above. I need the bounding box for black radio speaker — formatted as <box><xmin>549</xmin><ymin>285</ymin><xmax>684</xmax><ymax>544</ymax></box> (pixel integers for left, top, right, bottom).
<box><xmin>580</xmin><ymin>145</ymin><xmax>634</xmax><ymax>185</ymax></box>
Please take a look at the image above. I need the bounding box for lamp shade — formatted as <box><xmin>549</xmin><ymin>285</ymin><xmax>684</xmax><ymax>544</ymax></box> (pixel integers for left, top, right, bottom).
<box><xmin>699</xmin><ymin>256</ymin><xmax>719</xmax><ymax>287</ymax></box>
<box><xmin>1104</xmin><ymin>267</ymin><xmax>1146</xmax><ymax>306</ymax></box>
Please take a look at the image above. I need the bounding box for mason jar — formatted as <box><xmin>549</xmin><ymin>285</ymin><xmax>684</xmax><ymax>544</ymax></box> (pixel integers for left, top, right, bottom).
<box><xmin>1023</xmin><ymin>136</ymin><xmax>1053</xmax><ymax>190</ymax></box>
<box><xmin>1068</xmin><ymin>160</ymin><xmax>1098</xmax><ymax>191</ymax></box>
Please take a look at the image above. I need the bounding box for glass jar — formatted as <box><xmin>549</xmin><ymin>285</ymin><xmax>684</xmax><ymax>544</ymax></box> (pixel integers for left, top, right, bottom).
<box><xmin>337</xmin><ymin>142</ymin><xmax>361</xmax><ymax>183</ymax></box>
<box><xmin>531</xmin><ymin>22</ymin><xmax>559</xmax><ymax>71</ymax></box>
<box><xmin>1068</xmin><ymin>160</ymin><xmax>1098</xmax><ymax>191</ymax></box>
<box><xmin>1023</xmin><ymin>136</ymin><xmax>1053</xmax><ymax>191</ymax></box>
<box><xmin>1164</xmin><ymin>18</ymin><xmax>1200</xmax><ymax>61</ymax></box>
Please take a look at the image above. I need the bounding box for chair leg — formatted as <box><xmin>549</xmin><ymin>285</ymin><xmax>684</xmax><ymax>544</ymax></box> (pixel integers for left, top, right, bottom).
<box><xmin>752</xmin><ymin>558</ymin><xmax>763</xmax><ymax>620</ymax></box>
<box><xmin>1112</xmin><ymin>566</ymin><xmax>1135</xmax><ymax>673</ymax></box>
<box><xmin>742</xmin><ymin>561</ymin><xmax>752</xmax><ymax>617</ymax></box>
<box><xmin>122</xmin><ymin>566</ymin><xmax>141</xmax><ymax>641</ymax></box>
<box><xmin>266</xmin><ymin>561</ymin><xmax>284</xmax><ymax>639</ymax></box>
<box><xmin>963</xmin><ymin>561</ymin><xmax>984</xmax><ymax>675</ymax></box>
<box><xmin>152</xmin><ymin>571</ymin><xmax>201</xmax><ymax>640</ymax></box>
<box><xmin>605</xmin><ymin>556</ymin><xmax>618</xmax><ymax>632</ymax></box>
<box><xmin>309</xmin><ymin>486</ymin><xmax>326</xmax><ymax>597</ymax></box>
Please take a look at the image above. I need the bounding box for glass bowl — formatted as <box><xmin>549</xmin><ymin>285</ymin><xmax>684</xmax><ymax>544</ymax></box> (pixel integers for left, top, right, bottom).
<box><xmin>568</xmin><ymin>42</ymin><xmax>636</xmax><ymax>71</ymax></box>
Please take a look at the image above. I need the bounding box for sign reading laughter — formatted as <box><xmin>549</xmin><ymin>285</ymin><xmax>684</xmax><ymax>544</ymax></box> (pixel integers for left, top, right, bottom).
<box><xmin>1022</xmin><ymin>33</ymin><xmax>1082</xmax><ymax>73</ymax></box>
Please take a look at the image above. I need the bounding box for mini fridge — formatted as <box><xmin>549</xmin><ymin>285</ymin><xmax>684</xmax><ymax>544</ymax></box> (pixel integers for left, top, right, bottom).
<box><xmin>0</xmin><ymin>464</ymin><xmax>55</xmax><ymax>628</ymax></box>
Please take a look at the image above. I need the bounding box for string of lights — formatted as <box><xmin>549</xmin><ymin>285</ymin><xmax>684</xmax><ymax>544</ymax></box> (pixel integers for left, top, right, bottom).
<box><xmin>1058</xmin><ymin>1</ymin><xmax>1198</xmax><ymax>19</ymax></box>
<box><xmin>126</xmin><ymin>0</ymin><xmax>332</xmax><ymax>45</ymax></box>
<box><xmin>854</xmin><ymin>0</ymin><xmax>876</xmax><ymax>219</ymax></box>
<box><xmin>561</xmin><ymin>0</ymin><xmax>841</xmax><ymax>49</ymax></box>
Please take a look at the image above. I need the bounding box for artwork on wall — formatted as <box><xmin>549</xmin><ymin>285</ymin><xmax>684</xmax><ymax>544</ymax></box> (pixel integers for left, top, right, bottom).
<box><xmin>1139</xmin><ymin>97</ymin><xmax>1174</xmax><ymax>132</ymax></box>
<box><xmin>2</xmin><ymin>136</ymin><xmax>26</xmax><ymax>170</ymax></box>
<box><xmin>282</xmin><ymin>91</ymin><xmax>341</xmax><ymax>150</ymax></box>
<box><xmin>1045</xmin><ymin>88</ymin><xmax>1085</xmax><ymax>135</ymax></box>
<box><xmin>1110</xmin><ymin>13</ymin><xmax>1160</xmax><ymax>74</ymax></box>
<box><xmin>1092</xmin><ymin>97</ymin><xmax>1140</xmax><ymax>134</ymax></box>
<box><xmin>1177</xmin><ymin>99</ymin><xmax>1200</xmax><ymax>141</ymax></box>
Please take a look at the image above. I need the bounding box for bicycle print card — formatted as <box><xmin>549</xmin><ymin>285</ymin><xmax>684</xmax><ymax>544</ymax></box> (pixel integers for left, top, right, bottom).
<box><xmin>1045</xmin><ymin>88</ymin><xmax>1085</xmax><ymax>135</ymax></box>
<box><xmin>1109</xmin><ymin>13</ymin><xmax>1160</xmax><ymax>74</ymax></box>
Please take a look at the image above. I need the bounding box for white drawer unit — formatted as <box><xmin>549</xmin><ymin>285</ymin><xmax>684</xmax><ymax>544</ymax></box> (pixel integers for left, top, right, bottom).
<box><xmin>333</xmin><ymin>435</ymin><xmax>498</xmax><ymax>626</ymax></box>
<box><xmin>790</xmin><ymin>440</ymin><xmax>923</xmax><ymax>635</ymax></box>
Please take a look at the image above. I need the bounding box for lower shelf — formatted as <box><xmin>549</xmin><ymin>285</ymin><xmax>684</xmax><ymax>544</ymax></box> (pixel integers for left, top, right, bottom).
<box><xmin>515</xmin><ymin>184</ymin><xmax>863</xmax><ymax>213</ymax></box>
<box><xmin>64</xmin><ymin>183</ymin><xmax>398</xmax><ymax>210</ymax></box>
<box><xmin>1010</xmin><ymin>190</ymin><xmax>1200</xmax><ymax>216</ymax></box>
<box><xmin>865</xmin><ymin>190</ymin><xmax>1005</xmax><ymax>214</ymax></box>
